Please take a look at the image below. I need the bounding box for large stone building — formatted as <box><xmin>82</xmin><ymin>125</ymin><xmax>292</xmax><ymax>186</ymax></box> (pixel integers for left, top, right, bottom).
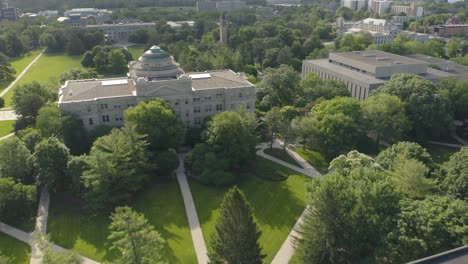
<box><xmin>337</xmin><ymin>18</ymin><xmax>429</xmax><ymax>44</ymax></box>
<box><xmin>0</xmin><ymin>7</ymin><xmax>18</xmax><ymax>21</ymax></box>
<box><xmin>58</xmin><ymin>46</ymin><xmax>256</xmax><ymax>130</ymax></box>
<box><xmin>302</xmin><ymin>50</ymin><xmax>462</xmax><ymax>101</ymax></box>
<box><xmin>196</xmin><ymin>0</ymin><xmax>246</xmax><ymax>12</ymax></box>
<box><xmin>86</xmin><ymin>23</ymin><xmax>156</xmax><ymax>43</ymax></box>
<box><xmin>342</xmin><ymin>0</ymin><xmax>366</xmax><ymax>11</ymax></box>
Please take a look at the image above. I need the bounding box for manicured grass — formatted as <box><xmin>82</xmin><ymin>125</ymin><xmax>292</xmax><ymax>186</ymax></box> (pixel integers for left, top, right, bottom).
<box><xmin>0</xmin><ymin>233</ymin><xmax>30</xmax><ymax>264</ymax></box>
<box><xmin>289</xmin><ymin>251</ymin><xmax>302</xmax><ymax>264</ymax></box>
<box><xmin>263</xmin><ymin>147</ymin><xmax>302</xmax><ymax>167</ymax></box>
<box><xmin>3</xmin><ymin>52</ymin><xmax>82</xmax><ymax>107</ymax></box>
<box><xmin>421</xmin><ymin>143</ymin><xmax>460</xmax><ymax>164</ymax></box>
<box><xmin>127</xmin><ymin>45</ymin><xmax>145</xmax><ymax>61</ymax></box>
<box><xmin>189</xmin><ymin>156</ymin><xmax>310</xmax><ymax>263</ymax></box>
<box><xmin>48</xmin><ymin>180</ymin><xmax>196</xmax><ymax>263</ymax></box>
<box><xmin>292</xmin><ymin>147</ymin><xmax>329</xmax><ymax>174</ymax></box>
<box><xmin>0</xmin><ymin>120</ymin><xmax>15</xmax><ymax>137</ymax></box>
<box><xmin>0</xmin><ymin>50</ymin><xmax>41</xmax><ymax>93</ymax></box>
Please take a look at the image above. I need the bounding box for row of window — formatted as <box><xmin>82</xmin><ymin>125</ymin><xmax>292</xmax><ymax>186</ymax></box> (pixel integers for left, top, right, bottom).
<box><xmin>88</xmin><ymin>115</ymin><xmax>123</xmax><ymax>125</ymax></box>
<box><xmin>94</xmin><ymin>103</ymin><xmax>134</xmax><ymax>112</ymax></box>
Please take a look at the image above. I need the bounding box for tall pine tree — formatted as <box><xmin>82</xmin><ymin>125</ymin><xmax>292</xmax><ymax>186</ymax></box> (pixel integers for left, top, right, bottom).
<box><xmin>209</xmin><ymin>186</ymin><xmax>265</xmax><ymax>264</ymax></box>
<box><xmin>108</xmin><ymin>206</ymin><xmax>165</xmax><ymax>264</ymax></box>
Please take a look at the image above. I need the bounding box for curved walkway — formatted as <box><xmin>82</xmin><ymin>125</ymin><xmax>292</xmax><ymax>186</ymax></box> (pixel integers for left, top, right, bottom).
<box><xmin>176</xmin><ymin>154</ymin><xmax>209</xmax><ymax>264</ymax></box>
<box><xmin>257</xmin><ymin>141</ymin><xmax>322</xmax><ymax>264</ymax></box>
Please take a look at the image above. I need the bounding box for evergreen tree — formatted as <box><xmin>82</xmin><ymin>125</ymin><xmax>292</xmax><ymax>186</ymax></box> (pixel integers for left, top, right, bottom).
<box><xmin>108</xmin><ymin>206</ymin><xmax>165</xmax><ymax>264</ymax></box>
<box><xmin>209</xmin><ymin>186</ymin><xmax>265</xmax><ymax>264</ymax></box>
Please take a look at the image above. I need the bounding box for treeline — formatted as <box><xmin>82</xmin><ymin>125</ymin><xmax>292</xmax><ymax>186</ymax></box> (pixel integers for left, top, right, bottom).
<box><xmin>296</xmin><ymin>144</ymin><xmax>468</xmax><ymax>263</ymax></box>
<box><xmin>9</xmin><ymin>0</ymin><xmax>197</xmax><ymax>12</ymax></box>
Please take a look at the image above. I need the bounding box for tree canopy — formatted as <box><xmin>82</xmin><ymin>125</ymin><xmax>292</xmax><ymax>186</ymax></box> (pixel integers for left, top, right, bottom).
<box><xmin>124</xmin><ymin>98</ymin><xmax>183</xmax><ymax>151</ymax></box>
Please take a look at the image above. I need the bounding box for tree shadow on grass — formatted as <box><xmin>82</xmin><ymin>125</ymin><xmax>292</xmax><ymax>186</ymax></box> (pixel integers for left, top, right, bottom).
<box><xmin>47</xmin><ymin>192</ymin><xmax>117</xmax><ymax>262</ymax></box>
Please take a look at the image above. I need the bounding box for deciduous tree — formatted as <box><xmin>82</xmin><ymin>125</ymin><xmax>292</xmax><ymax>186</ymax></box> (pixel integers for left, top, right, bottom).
<box><xmin>0</xmin><ymin>137</ymin><xmax>34</xmax><ymax>184</ymax></box>
<box><xmin>33</xmin><ymin>137</ymin><xmax>71</xmax><ymax>192</ymax></box>
<box><xmin>362</xmin><ymin>93</ymin><xmax>410</xmax><ymax>145</ymax></box>
<box><xmin>124</xmin><ymin>98</ymin><xmax>183</xmax><ymax>151</ymax></box>
<box><xmin>439</xmin><ymin>147</ymin><xmax>468</xmax><ymax>200</ymax></box>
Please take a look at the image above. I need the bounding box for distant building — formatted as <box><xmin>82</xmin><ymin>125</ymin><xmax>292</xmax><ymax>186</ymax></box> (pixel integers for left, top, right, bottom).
<box><xmin>407</xmin><ymin>54</ymin><xmax>468</xmax><ymax>83</ymax></box>
<box><xmin>302</xmin><ymin>50</ymin><xmax>461</xmax><ymax>101</ymax></box>
<box><xmin>337</xmin><ymin>18</ymin><xmax>429</xmax><ymax>44</ymax></box>
<box><xmin>58</xmin><ymin>46</ymin><xmax>256</xmax><ymax>130</ymax></box>
<box><xmin>38</xmin><ymin>10</ymin><xmax>59</xmax><ymax>17</ymax></box>
<box><xmin>0</xmin><ymin>7</ymin><xmax>18</xmax><ymax>21</ymax></box>
<box><xmin>86</xmin><ymin>23</ymin><xmax>156</xmax><ymax>43</ymax></box>
<box><xmin>265</xmin><ymin>0</ymin><xmax>301</xmax><ymax>5</ymax></box>
<box><xmin>63</xmin><ymin>8</ymin><xmax>111</xmax><ymax>26</ymax></box>
<box><xmin>433</xmin><ymin>24</ymin><xmax>468</xmax><ymax>38</ymax></box>
<box><xmin>342</xmin><ymin>0</ymin><xmax>366</xmax><ymax>11</ymax></box>
<box><xmin>166</xmin><ymin>21</ymin><xmax>195</xmax><ymax>32</ymax></box>
<box><xmin>391</xmin><ymin>4</ymin><xmax>423</xmax><ymax>18</ymax></box>
<box><xmin>196</xmin><ymin>0</ymin><xmax>246</xmax><ymax>12</ymax></box>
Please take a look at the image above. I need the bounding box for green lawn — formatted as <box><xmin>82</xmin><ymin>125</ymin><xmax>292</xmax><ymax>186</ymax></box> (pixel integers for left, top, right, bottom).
<box><xmin>47</xmin><ymin>179</ymin><xmax>196</xmax><ymax>263</ymax></box>
<box><xmin>189</xmin><ymin>156</ymin><xmax>310</xmax><ymax>263</ymax></box>
<box><xmin>421</xmin><ymin>143</ymin><xmax>460</xmax><ymax>164</ymax></box>
<box><xmin>264</xmin><ymin>147</ymin><xmax>302</xmax><ymax>167</ymax></box>
<box><xmin>0</xmin><ymin>120</ymin><xmax>15</xmax><ymax>137</ymax></box>
<box><xmin>0</xmin><ymin>50</ymin><xmax>41</xmax><ymax>93</ymax></box>
<box><xmin>0</xmin><ymin>233</ymin><xmax>30</xmax><ymax>264</ymax></box>
<box><xmin>127</xmin><ymin>45</ymin><xmax>145</xmax><ymax>61</ymax></box>
<box><xmin>292</xmin><ymin>147</ymin><xmax>329</xmax><ymax>174</ymax></box>
<box><xmin>3</xmin><ymin>52</ymin><xmax>82</xmax><ymax>107</ymax></box>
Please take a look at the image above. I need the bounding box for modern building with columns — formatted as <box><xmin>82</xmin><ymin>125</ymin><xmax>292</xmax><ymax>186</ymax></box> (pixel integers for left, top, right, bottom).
<box><xmin>58</xmin><ymin>46</ymin><xmax>256</xmax><ymax>130</ymax></box>
<box><xmin>302</xmin><ymin>50</ymin><xmax>456</xmax><ymax>101</ymax></box>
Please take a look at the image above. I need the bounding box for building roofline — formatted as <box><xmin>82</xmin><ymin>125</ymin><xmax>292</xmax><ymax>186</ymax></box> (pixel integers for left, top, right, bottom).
<box><xmin>407</xmin><ymin>245</ymin><xmax>468</xmax><ymax>264</ymax></box>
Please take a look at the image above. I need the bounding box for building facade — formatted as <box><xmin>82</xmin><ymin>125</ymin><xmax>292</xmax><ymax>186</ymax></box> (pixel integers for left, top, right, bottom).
<box><xmin>196</xmin><ymin>0</ymin><xmax>246</xmax><ymax>12</ymax></box>
<box><xmin>302</xmin><ymin>50</ymin><xmax>460</xmax><ymax>101</ymax></box>
<box><xmin>86</xmin><ymin>23</ymin><xmax>156</xmax><ymax>43</ymax></box>
<box><xmin>0</xmin><ymin>7</ymin><xmax>18</xmax><ymax>21</ymax></box>
<box><xmin>59</xmin><ymin>46</ymin><xmax>255</xmax><ymax>130</ymax></box>
<box><xmin>342</xmin><ymin>0</ymin><xmax>366</xmax><ymax>11</ymax></box>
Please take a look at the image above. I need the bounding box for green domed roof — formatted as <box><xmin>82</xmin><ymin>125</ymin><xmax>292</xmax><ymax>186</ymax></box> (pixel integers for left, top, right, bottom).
<box><xmin>139</xmin><ymin>45</ymin><xmax>172</xmax><ymax>63</ymax></box>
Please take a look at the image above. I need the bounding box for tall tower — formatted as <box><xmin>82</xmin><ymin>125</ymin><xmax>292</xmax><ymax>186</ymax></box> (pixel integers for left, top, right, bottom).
<box><xmin>220</xmin><ymin>13</ymin><xmax>228</xmax><ymax>46</ymax></box>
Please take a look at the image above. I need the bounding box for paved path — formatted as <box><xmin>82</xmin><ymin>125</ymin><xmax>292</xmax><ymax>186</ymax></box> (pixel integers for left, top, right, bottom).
<box><xmin>258</xmin><ymin>141</ymin><xmax>322</xmax><ymax>264</ymax></box>
<box><xmin>271</xmin><ymin>207</ymin><xmax>310</xmax><ymax>264</ymax></box>
<box><xmin>30</xmin><ymin>188</ymin><xmax>50</xmax><ymax>264</ymax></box>
<box><xmin>0</xmin><ymin>222</ymin><xmax>32</xmax><ymax>244</ymax></box>
<box><xmin>0</xmin><ymin>110</ymin><xmax>17</xmax><ymax>121</ymax></box>
<box><xmin>176</xmin><ymin>154</ymin><xmax>209</xmax><ymax>264</ymax></box>
<box><xmin>0</xmin><ymin>49</ymin><xmax>46</xmax><ymax>98</ymax></box>
<box><xmin>256</xmin><ymin>142</ymin><xmax>321</xmax><ymax>178</ymax></box>
<box><xmin>425</xmin><ymin>140</ymin><xmax>465</xmax><ymax>148</ymax></box>
<box><xmin>0</xmin><ymin>133</ymin><xmax>14</xmax><ymax>141</ymax></box>
<box><xmin>450</xmin><ymin>130</ymin><xmax>468</xmax><ymax>146</ymax></box>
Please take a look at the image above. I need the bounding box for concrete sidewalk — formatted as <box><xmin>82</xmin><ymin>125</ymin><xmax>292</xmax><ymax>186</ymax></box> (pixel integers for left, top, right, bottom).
<box><xmin>176</xmin><ymin>154</ymin><xmax>209</xmax><ymax>264</ymax></box>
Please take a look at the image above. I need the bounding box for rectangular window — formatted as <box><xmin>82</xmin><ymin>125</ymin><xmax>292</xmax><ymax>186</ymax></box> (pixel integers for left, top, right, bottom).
<box><xmin>185</xmin><ymin>110</ymin><xmax>190</xmax><ymax>117</ymax></box>
<box><xmin>216</xmin><ymin>104</ymin><xmax>223</xmax><ymax>111</ymax></box>
<box><xmin>238</xmin><ymin>93</ymin><xmax>243</xmax><ymax>98</ymax></box>
<box><xmin>205</xmin><ymin>104</ymin><xmax>212</xmax><ymax>112</ymax></box>
<box><xmin>185</xmin><ymin>99</ymin><xmax>189</xmax><ymax>104</ymax></box>
<box><xmin>205</xmin><ymin>96</ymin><xmax>211</xmax><ymax>101</ymax></box>
<box><xmin>89</xmin><ymin>118</ymin><xmax>93</xmax><ymax>125</ymax></box>
<box><xmin>194</xmin><ymin>106</ymin><xmax>201</xmax><ymax>113</ymax></box>
<box><xmin>175</xmin><ymin>100</ymin><xmax>179</xmax><ymax>106</ymax></box>
<box><xmin>194</xmin><ymin>117</ymin><xmax>201</xmax><ymax>125</ymax></box>
<box><xmin>87</xmin><ymin>106</ymin><xmax>91</xmax><ymax>112</ymax></box>
<box><xmin>246</xmin><ymin>103</ymin><xmax>251</xmax><ymax>109</ymax></box>
<box><xmin>101</xmin><ymin>103</ymin><xmax>108</xmax><ymax>109</ymax></box>
<box><xmin>216</xmin><ymin>93</ymin><xmax>223</xmax><ymax>99</ymax></box>
<box><xmin>102</xmin><ymin>115</ymin><xmax>109</xmax><ymax>122</ymax></box>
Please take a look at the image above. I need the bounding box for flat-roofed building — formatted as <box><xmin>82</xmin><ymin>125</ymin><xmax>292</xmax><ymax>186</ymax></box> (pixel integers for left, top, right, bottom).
<box><xmin>302</xmin><ymin>50</ymin><xmax>460</xmax><ymax>101</ymax></box>
<box><xmin>59</xmin><ymin>46</ymin><xmax>255</xmax><ymax>130</ymax></box>
<box><xmin>86</xmin><ymin>23</ymin><xmax>156</xmax><ymax>43</ymax></box>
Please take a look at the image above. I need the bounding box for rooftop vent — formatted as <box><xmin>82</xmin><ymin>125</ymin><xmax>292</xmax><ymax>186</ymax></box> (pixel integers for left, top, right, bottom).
<box><xmin>363</xmin><ymin>53</ymin><xmax>376</xmax><ymax>57</ymax></box>
<box><xmin>394</xmin><ymin>61</ymin><xmax>403</xmax><ymax>64</ymax></box>
<box><xmin>376</xmin><ymin>57</ymin><xmax>390</xmax><ymax>61</ymax></box>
